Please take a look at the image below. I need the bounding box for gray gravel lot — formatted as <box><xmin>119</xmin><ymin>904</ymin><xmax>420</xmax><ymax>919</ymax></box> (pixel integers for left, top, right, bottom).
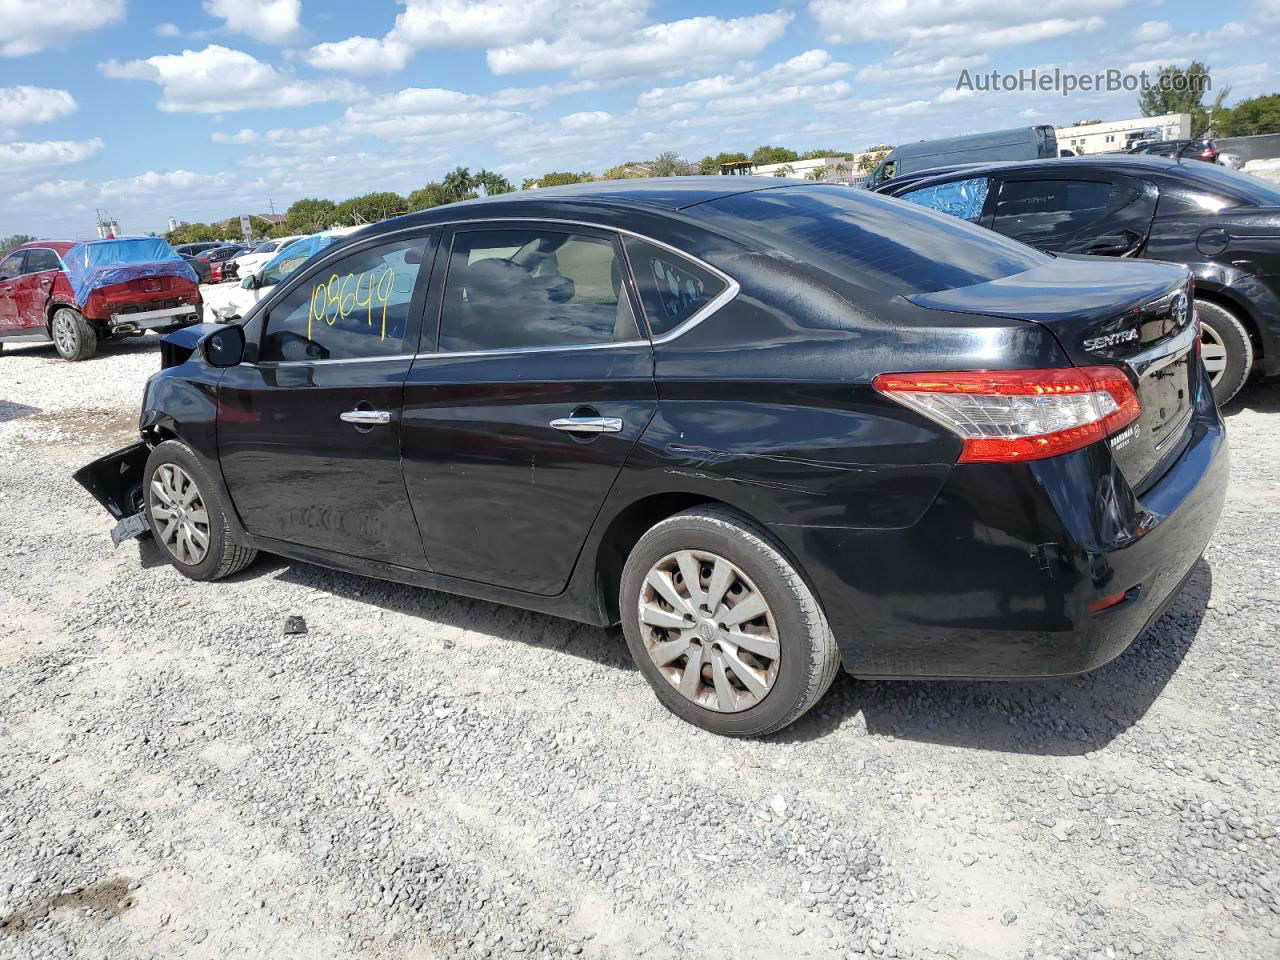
<box><xmin>1</xmin><ymin>338</ymin><xmax>1278</xmax><ymax>960</ymax></box>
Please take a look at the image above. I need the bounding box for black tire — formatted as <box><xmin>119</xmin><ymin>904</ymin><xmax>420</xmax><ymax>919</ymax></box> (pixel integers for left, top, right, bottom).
<box><xmin>143</xmin><ymin>439</ymin><xmax>257</xmax><ymax>581</ymax></box>
<box><xmin>50</xmin><ymin>306</ymin><xmax>98</xmax><ymax>361</ymax></box>
<box><xmin>1197</xmin><ymin>300</ymin><xmax>1253</xmax><ymax>406</ymax></box>
<box><xmin>619</xmin><ymin>506</ymin><xmax>840</xmax><ymax>736</ymax></box>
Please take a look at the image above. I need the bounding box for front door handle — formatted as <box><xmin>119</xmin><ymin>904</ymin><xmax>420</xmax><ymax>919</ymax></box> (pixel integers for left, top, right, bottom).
<box><xmin>340</xmin><ymin>409</ymin><xmax>391</xmax><ymax>425</ymax></box>
<box><xmin>550</xmin><ymin>416</ymin><xmax>623</xmax><ymax>434</ymax></box>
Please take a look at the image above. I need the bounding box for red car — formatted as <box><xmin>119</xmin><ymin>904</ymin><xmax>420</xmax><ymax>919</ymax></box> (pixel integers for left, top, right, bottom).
<box><xmin>0</xmin><ymin>237</ymin><xmax>202</xmax><ymax>361</ymax></box>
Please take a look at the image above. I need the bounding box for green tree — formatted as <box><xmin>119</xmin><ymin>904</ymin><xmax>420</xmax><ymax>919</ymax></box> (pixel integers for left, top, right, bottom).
<box><xmin>284</xmin><ymin>198</ymin><xmax>337</xmax><ymax>234</ymax></box>
<box><xmin>602</xmin><ymin>163</ymin><xmax>642</xmax><ymax>180</ymax></box>
<box><xmin>165</xmin><ymin>223</ymin><xmax>222</xmax><ymax>245</ymax></box>
<box><xmin>699</xmin><ymin>151</ymin><xmax>749</xmax><ymax>175</ymax></box>
<box><xmin>473</xmin><ymin>169</ymin><xmax>515</xmax><ymax>195</ymax></box>
<box><xmin>648</xmin><ymin>150</ymin><xmax>689</xmax><ymax>177</ymax></box>
<box><xmin>407</xmin><ymin>182</ymin><xmax>450</xmax><ymax>210</ymax></box>
<box><xmin>800</xmin><ymin>148</ymin><xmax>849</xmax><ymax>160</ymax></box>
<box><xmin>1215</xmin><ymin>93</ymin><xmax>1280</xmax><ymax>136</ymax></box>
<box><xmin>1137</xmin><ymin>62</ymin><xmax>1229</xmax><ymax>133</ymax></box>
<box><xmin>442</xmin><ymin>166</ymin><xmax>475</xmax><ymax>200</ymax></box>
<box><xmin>857</xmin><ymin>145</ymin><xmax>893</xmax><ymax>173</ymax></box>
<box><xmin>334</xmin><ymin>191</ymin><xmax>408</xmax><ymax>225</ymax></box>
<box><xmin>1</xmin><ymin>234</ymin><xmax>36</xmax><ymax>256</ymax></box>
<box><xmin>750</xmin><ymin>145</ymin><xmax>799</xmax><ymax>165</ymax></box>
<box><xmin>530</xmin><ymin>171</ymin><xmax>594</xmax><ymax>188</ymax></box>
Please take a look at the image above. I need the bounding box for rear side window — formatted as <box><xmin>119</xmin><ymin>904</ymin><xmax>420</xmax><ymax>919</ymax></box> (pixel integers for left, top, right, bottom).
<box><xmin>261</xmin><ymin>237</ymin><xmax>430</xmax><ymax>362</ymax></box>
<box><xmin>623</xmin><ymin>237</ymin><xmax>727</xmax><ymax>337</ymax></box>
<box><xmin>24</xmin><ymin>248</ymin><xmax>61</xmax><ymax>272</ymax></box>
<box><xmin>991</xmin><ymin>179</ymin><xmax>1114</xmax><ymax>241</ymax></box>
<box><xmin>900</xmin><ymin>177</ymin><xmax>990</xmax><ymax>222</ymax></box>
<box><xmin>697</xmin><ymin>185</ymin><xmax>1047</xmax><ymax>296</ymax></box>
<box><xmin>439</xmin><ymin>228</ymin><xmax>639</xmax><ymax>352</ymax></box>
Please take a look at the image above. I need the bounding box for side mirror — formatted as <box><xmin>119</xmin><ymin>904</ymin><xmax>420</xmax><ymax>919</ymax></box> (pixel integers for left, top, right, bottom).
<box><xmin>241</xmin><ymin>274</ymin><xmax>259</xmax><ymax>290</ymax></box>
<box><xmin>202</xmin><ymin>324</ymin><xmax>246</xmax><ymax>368</ymax></box>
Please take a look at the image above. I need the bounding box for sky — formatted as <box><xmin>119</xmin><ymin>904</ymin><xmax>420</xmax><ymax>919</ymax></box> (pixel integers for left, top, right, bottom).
<box><xmin>1</xmin><ymin>0</ymin><xmax>1276</xmax><ymax>239</ymax></box>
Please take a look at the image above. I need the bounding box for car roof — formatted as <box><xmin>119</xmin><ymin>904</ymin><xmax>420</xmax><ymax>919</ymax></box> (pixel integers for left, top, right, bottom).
<box><xmin>16</xmin><ymin>240</ymin><xmax>75</xmax><ymax>253</ymax></box>
<box><xmin>880</xmin><ymin>154</ymin><xmax>1224</xmax><ymax>191</ymax></box>
<box><xmin>433</xmin><ymin>176</ymin><xmax>789</xmax><ymax>214</ymax></box>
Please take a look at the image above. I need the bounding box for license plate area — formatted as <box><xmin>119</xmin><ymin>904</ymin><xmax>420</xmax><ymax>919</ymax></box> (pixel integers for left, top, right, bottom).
<box><xmin>1110</xmin><ymin>345</ymin><xmax>1194</xmax><ymax>485</ymax></box>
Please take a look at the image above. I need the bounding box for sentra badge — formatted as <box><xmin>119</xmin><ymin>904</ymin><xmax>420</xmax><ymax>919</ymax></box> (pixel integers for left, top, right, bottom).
<box><xmin>1083</xmin><ymin>329</ymin><xmax>1140</xmax><ymax>352</ymax></box>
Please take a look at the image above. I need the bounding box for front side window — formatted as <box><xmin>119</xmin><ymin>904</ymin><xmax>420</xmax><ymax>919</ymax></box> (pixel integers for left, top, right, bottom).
<box><xmin>991</xmin><ymin>179</ymin><xmax>1114</xmax><ymax>242</ymax></box>
<box><xmin>901</xmin><ymin>177</ymin><xmax>990</xmax><ymax>222</ymax></box>
<box><xmin>260</xmin><ymin>237</ymin><xmax>430</xmax><ymax>362</ymax></box>
<box><xmin>24</xmin><ymin>248</ymin><xmax>61</xmax><ymax>272</ymax></box>
<box><xmin>623</xmin><ymin>237</ymin><xmax>727</xmax><ymax>337</ymax></box>
<box><xmin>0</xmin><ymin>252</ymin><xmax>24</xmax><ymax>280</ymax></box>
<box><xmin>438</xmin><ymin>228</ymin><xmax>638</xmax><ymax>352</ymax></box>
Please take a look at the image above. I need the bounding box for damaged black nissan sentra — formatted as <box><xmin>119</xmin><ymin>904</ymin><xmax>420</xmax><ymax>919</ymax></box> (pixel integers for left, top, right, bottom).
<box><xmin>75</xmin><ymin>178</ymin><xmax>1227</xmax><ymax>736</ymax></box>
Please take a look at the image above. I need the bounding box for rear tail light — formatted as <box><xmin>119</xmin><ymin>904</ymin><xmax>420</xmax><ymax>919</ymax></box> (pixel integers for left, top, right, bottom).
<box><xmin>874</xmin><ymin>367</ymin><xmax>1141</xmax><ymax>463</ymax></box>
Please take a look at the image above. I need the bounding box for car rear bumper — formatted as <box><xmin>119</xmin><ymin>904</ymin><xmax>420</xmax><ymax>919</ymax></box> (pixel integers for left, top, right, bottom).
<box><xmin>109</xmin><ymin>304</ymin><xmax>201</xmax><ymax>333</ymax></box>
<box><xmin>775</xmin><ymin>366</ymin><xmax>1228</xmax><ymax>679</ymax></box>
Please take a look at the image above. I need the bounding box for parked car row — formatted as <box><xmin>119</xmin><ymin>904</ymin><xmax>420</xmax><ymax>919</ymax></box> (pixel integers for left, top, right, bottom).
<box><xmin>875</xmin><ymin>154</ymin><xmax>1280</xmax><ymax>405</ymax></box>
<box><xmin>75</xmin><ymin>177</ymin><xmax>1228</xmax><ymax>736</ymax></box>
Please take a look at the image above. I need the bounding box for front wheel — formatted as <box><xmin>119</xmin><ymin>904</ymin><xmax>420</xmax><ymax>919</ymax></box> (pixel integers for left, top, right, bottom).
<box><xmin>619</xmin><ymin>507</ymin><xmax>840</xmax><ymax>736</ymax></box>
<box><xmin>1197</xmin><ymin>301</ymin><xmax>1253</xmax><ymax>406</ymax></box>
<box><xmin>143</xmin><ymin>440</ymin><xmax>257</xmax><ymax>581</ymax></box>
<box><xmin>50</xmin><ymin>307</ymin><xmax>98</xmax><ymax>361</ymax></box>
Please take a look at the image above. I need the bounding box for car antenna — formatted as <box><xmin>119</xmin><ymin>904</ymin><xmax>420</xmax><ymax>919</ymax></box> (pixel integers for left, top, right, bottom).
<box><xmin>1174</xmin><ymin>122</ymin><xmax>1212</xmax><ymax>165</ymax></box>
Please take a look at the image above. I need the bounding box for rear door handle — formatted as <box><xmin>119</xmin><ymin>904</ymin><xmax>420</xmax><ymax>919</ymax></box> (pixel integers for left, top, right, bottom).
<box><xmin>550</xmin><ymin>416</ymin><xmax>623</xmax><ymax>434</ymax></box>
<box><xmin>340</xmin><ymin>410</ymin><xmax>391</xmax><ymax>425</ymax></box>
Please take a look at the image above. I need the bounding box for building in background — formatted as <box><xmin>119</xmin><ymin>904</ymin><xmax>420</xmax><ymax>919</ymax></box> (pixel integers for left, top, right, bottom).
<box><xmin>1055</xmin><ymin>114</ymin><xmax>1192</xmax><ymax>154</ymax></box>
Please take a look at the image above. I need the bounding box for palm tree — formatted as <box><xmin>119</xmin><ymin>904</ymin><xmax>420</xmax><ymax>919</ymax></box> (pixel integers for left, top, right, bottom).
<box><xmin>442</xmin><ymin>166</ymin><xmax>474</xmax><ymax>200</ymax></box>
<box><xmin>474</xmin><ymin>170</ymin><xmax>515</xmax><ymax>195</ymax></box>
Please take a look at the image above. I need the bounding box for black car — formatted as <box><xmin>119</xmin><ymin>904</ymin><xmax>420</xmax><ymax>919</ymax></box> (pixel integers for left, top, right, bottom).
<box><xmin>174</xmin><ymin>242</ymin><xmax>224</xmax><ymax>256</ymax></box>
<box><xmin>75</xmin><ymin>179</ymin><xmax>1227</xmax><ymax>736</ymax></box>
<box><xmin>875</xmin><ymin>155</ymin><xmax>1280</xmax><ymax>404</ymax></box>
<box><xmin>1128</xmin><ymin>139</ymin><xmax>1219</xmax><ymax>164</ymax></box>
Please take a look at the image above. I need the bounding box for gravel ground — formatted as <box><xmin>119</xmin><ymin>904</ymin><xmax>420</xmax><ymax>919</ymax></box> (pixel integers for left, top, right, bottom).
<box><xmin>1</xmin><ymin>338</ymin><xmax>1277</xmax><ymax>960</ymax></box>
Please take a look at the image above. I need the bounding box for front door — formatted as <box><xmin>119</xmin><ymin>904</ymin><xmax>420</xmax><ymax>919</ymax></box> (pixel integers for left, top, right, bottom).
<box><xmin>400</xmin><ymin>223</ymin><xmax>657</xmax><ymax>595</ymax></box>
<box><xmin>217</xmin><ymin>231</ymin><xmax>438</xmax><ymax>567</ymax></box>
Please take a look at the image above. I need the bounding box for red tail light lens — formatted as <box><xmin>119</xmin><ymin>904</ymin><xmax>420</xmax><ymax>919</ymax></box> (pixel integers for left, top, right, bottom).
<box><xmin>874</xmin><ymin>366</ymin><xmax>1141</xmax><ymax>463</ymax></box>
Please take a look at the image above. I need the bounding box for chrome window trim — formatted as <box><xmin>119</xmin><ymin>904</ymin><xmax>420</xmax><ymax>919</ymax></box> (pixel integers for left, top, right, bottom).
<box><xmin>415</xmin><ymin>339</ymin><xmax>650</xmax><ymax>361</ymax></box>
<box><xmin>251</xmin><ymin>353</ymin><xmax>419</xmax><ymax>368</ymax></box>
<box><xmin>256</xmin><ymin>216</ymin><xmax>740</xmax><ymax>357</ymax></box>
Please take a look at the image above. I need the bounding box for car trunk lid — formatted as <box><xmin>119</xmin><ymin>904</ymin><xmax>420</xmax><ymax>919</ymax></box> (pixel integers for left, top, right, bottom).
<box><xmin>907</xmin><ymin>255</ymin><xmax>1198</xmax><ymax>488</ymax></box>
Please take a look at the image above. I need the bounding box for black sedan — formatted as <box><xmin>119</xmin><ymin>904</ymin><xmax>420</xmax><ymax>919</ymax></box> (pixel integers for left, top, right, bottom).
<box><xmin>875</xmin><ymin>154</ymin><xmax>1280</xmax><ymax>404</ymax></box>
<box><xmin>74</xmin><ymin>179</ymin><xmax>1226</xmax><ymax>736</ymax></box>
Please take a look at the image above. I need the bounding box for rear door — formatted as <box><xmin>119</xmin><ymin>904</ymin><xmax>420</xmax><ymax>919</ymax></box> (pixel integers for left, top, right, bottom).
<box><xmin>16</xmin><ymin>247</ymin><xmax>62</xmax><ymax>327</ymax></box>
<box><xmin>217</xmin><ymin>230</ymin><xmax>438</xmax><ymax>566</ymax></box>
<box><xmin>0</xmin><ymin>251</ymin><xmax>26</xmax><ymax>331</ymax></box>
<box><xmin>987</xmin><ymin>174</ymin><xmax>1158</xmax><ymax>256</ymax></box>
<box><xmin>400</xmin><ymin>222</ymin><xmax>656</xmax><ymax>594</ymax></box>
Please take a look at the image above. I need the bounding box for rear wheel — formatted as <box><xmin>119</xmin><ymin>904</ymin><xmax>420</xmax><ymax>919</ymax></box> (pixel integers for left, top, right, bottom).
<box><xmin>1197</xmin><ymin>300</ymin><xmax>1252</xmax><ymax>406</ymax></box>
<box><xmin>50</xmin><ymin>307</ymin><xmax>98</xmax><ymax>361</ymax></box>
<box><xmin>143</xmin><ymin>440</ymin><xmax>257</xmax><ymax>581</ymax></box>
<box><xmin>620</xmin><ymin>507</ymin><xmax>839</xmax><ymax>736</ymax></box>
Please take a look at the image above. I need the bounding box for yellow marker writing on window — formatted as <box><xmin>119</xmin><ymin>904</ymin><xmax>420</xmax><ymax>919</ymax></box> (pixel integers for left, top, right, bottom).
<box><xmin>308</xmin><ymin>265</ymin><xmax>398</xmax><ymax>342</ymax></box>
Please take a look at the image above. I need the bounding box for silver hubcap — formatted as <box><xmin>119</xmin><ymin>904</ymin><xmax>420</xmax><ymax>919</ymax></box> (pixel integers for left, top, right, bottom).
<box><xmin>1200</xmin><ymin>321</ymin><xmax>1226</xmax><ymax>386</ymax></box>
<box><xmin>52</xmin><ymin>313</ymin><xmax>76</xmax><ymax>355</ymax></box>
<box><xmin>638</xmin><ymin>550</ymin><xmax>780</xmax><ymax>713</ymax></box>
<box><xmin>149</xmin><ymin>463</ymin><xmax>211</xmax><ymax>566</ymax></box>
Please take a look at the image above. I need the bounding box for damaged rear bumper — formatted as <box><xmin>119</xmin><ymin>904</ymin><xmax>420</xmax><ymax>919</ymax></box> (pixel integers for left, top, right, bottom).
<box><xmin>73</xmin><ymin>442</ymin><xmax>151</xmax><ymax>544</ymax></box>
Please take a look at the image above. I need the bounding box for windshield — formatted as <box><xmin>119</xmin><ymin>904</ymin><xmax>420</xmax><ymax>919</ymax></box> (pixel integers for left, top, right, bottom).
<box><xmin>258</xmin><ymin>234</ymin><xmax>340</xmax><ymax>287</ymax></box>
<box><xmin>696</xmin><ymin>185</ymin><xmax>1049</xmax><ymax>295</ymax></box>
<box><xmin>254</xmin><ymin>240</ymin><xmax>280</xmax><ymax>253</ymax></box>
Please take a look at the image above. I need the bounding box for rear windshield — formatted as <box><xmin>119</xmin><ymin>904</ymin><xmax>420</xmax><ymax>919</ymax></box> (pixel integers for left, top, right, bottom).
<box><xmin>696</xmin><ymin>185</ymin><xmax>1048</xmax><ymax>296</ymax></box>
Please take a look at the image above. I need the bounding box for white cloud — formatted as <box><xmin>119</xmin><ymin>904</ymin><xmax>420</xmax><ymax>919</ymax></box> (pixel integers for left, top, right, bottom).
<box><xmin>340</xmin><ymin>87</ymin><xmax>529</xmax><ymax>143</ymax></box>
<box><xmin>560</xmin><ymin>111</ymin><xmax>614</xmax><ymax>129</ymax></box>
<box><xmin>0</xmin><ymin>86</ymin><xmax>77</xmax><ymax>129</ymax></box>
<box><xmin>204</xmin><ymin>0</ymin><xmax>304</xmax><ymax>45</ymax></box>
<box><xmin>0</xmin><ymin>138</ymin><xmax>103</xmax><ymax>175</ymax></box>
<box><xmin>488</xmin><ymin>11</ymin><xmax>793</xmax><ymax>79</ymax></box>
<box><xmin>304</xmin><ymin>0</ymin><xmax>648</xmax><ymax>74</ymax></box>
<box><xmin>101</xmin><ymin>45</ymin><xmax>360</xmax><ymax>113</ymax></box>
<box><xmin>638</xmin><ymin>49</ymin><xmax>851</xmax><ymax>118</ymax></box>
<box><xmin>0</xmin><ymin>0</ymin><xmax>125</xmax><ymax>56</ymax></box>
<box><xmin>809</xmin><ymin>0</ymin><xmax>1124</xmax><ymax>50</ymax></box>
<box><xmin>155</xmin><ymin>22</ymin><xmax>182</xmax><ymax>38</ymax></box>
<box><xmin>212</xmin><ymin>128</ymin><xmax>260</xmax><ymax>144</ymax></box>
<box><xmin>216</xmin><ymin>124</ymin><xmax>354</xmax><ymax>151</ymax></box>
<box><xmin>1134</xmin><ymin>20</ymin><xmax>1172</xmax><ymax>42</ymax></box>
